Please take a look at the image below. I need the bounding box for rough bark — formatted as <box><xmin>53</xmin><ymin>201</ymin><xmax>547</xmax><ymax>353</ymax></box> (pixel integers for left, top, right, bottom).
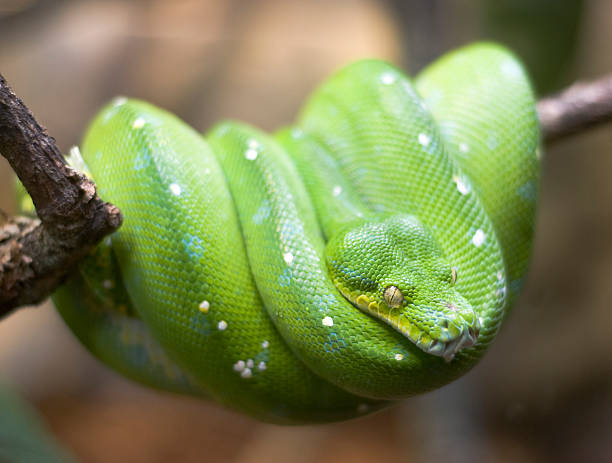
<box><xmin>0</xmin><ymin>74</ymin><xmax>122</xmax><ymax>317</ymax></box>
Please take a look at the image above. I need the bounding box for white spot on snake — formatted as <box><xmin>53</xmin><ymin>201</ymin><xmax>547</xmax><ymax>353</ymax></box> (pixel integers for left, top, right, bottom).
<box><xmin>497</xmin><ymin>271</ymin><xmax>504</xmax><ymax>281</ymax></box>
<box><xmin>418</xmin><ymin>133</ymin><xmax>431</xmax><ymax>147</ymax></box>
<box><xmin>217</xmin><ymin>320</ymin><xmax>228</xmax><ymax>331</ymax></box>
<box><xmin>394</xmin><ymin>353</ymin><xmax>404</xmax><ymax>361</ymax></box>
<box><xmin>258</xmin><ymin>361</ymin><xmax>267</xmax><ymax>371</ymax></box>
<box><xmin>322</xmin><ymin>316</ymin><xmax>334</xmax><ymax>327</ymax></box>
<box><xmin>536</xmin><ymin>147</ymin><xmax>542</xmax><ymax>160</ymax></box>
<box><xmin>104</xmin><ymin>236</ymin><xmax>112</xmax><ymax>247</ymax></box>
<box><xmin>261</xmin><ymin>340</ymin><xmax>269</xmax><ymax>349</ymax></box>
<box><xmin>332</xmin><ymin>185</ymin><xmax>342</xmax><ymax>197</ymax></box>
<box><xmin>291</xmin><ymin>128</ymin><xmax>304</xmax><ymax>138</ymax></box>
<box><xmin>453</xmin><ymin>175</ymin><xmax>470</xmax><ymax>195</ymax></box>
<box><xmin>245</xmin><ymin>148</ymin><xmax>258</xmax><ymax>160</ymax></box>
<box><xmin>357</xmin><ymin>403</ymin><xmax>369</xmax><ymax>413</ymax></box>
<box><xmin>459</xmin><ymin>142</ymin><xmax>469</xmax><ymax>153</ymax></box>
<box><xmin>501</xmin><ymin>59</ymin><xmax>522</xmax><ymax>78</ymax></box>
<box><xmin>169</xmin><ymin>183</ymin><xmax>181</xmax><ymax>196</ymax></box>
<box><xmin>240</xmin><ymin>368</ymin><xmax>252</xmax><ymax>379</ymax></box>
<box><xmin>381</xmin><ymin>72</ymin><xmax>396</xmax><ymax>85</ymax></box>
<box><xmin>247</xmin><ymin>139</ymin><xmax>260</xmax><ymax>149</ymax></box>
<box><xmin>102</xmin><ymin>279</ymin><xmax>113</xmax><ymax>289</ymax></box>
<box><xmin>472</xmin><ymin>229</ymin><xmax>486</xmax><ymax>247</ymax></box>
<box><xmin>283</xmin><ymin>252</ymin><xmax>294</xmax><ymax>265</ymax></box>
<box><xmin>112</xmin><ymin>96</ymin><xmax>127</xmax><ymax>106</ymax></box>
<box><xmin>198</xmin><ymin>300</ymin><xmax>210</xmax><ymax>313</ymax></box>
<box><xmin>132</xmin><ymin>117</ymin><xmax>145</xmax><ymax>129</ymax></box>
<box><xmin>246</xmin><ymin>359</ymin><xmax>254</xmax><ymax>369</ymax></box>
<box><xmin>204</xmin><ymin>167</ymin><xmax>211</xmax><ymax>175</ymax></box>
<box><xmin>233</xmin><ymin>360</ymin><xmax>245</xmax><ymax>372</ymax></box>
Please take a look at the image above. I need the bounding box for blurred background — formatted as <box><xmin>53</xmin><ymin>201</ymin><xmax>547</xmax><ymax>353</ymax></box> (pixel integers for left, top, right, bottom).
<box><xmin>1</xmin><ymin>0</ymin><xmax>611</xmax><ymax>462</ymax></box>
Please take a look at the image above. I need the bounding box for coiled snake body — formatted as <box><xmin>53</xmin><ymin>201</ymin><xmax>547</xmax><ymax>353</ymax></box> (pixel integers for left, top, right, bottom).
<box><xmin>52</xmin><ymin>43</ymin><xmax>540</xmax><ymax>423</ymax></box>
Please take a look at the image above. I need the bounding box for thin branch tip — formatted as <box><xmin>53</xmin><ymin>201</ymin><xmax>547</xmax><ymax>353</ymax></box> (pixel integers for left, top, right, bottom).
<box><xmin>538</xmin><ymin>74</ymin><xmax>612</xmax><ymax>143</ymax></box>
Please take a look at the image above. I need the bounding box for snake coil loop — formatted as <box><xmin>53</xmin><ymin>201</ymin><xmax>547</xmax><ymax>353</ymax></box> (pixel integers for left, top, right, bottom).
<box><xmin>52</xmin><ymin>42</ymin><xmax>540</xmax><ymax>424</ymax></box>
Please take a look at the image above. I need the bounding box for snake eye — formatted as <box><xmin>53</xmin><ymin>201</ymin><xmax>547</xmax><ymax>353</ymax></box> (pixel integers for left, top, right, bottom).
<box><xmin>383</xmin><ymin>285</ymin><xmax>405</xmax><ymax>308</ymax></box>
<box><xmin>451</xmin><ymin>267</ymin><xmax>457</xmax><ymax>285</ymax></box>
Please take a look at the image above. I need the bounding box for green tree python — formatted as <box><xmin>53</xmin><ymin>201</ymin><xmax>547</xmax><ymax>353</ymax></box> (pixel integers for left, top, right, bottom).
<box><xmin>46</xmin><ymin>43</ymin><xmax>540</xmax><ymax>424</ymax></box>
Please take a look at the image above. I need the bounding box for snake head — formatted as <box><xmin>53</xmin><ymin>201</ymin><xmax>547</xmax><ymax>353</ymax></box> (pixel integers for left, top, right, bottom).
<box><xmin>326</xmin><ymin>214</ymin><xmax>480</xmax><ymax>362</ymax></box>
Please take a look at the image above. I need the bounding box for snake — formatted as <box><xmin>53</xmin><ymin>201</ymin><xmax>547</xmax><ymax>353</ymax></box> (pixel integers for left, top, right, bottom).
<box><xmin>47</xmin><ymin>42</ymin><xmax>540</xmax><ymax>424</ymax></box>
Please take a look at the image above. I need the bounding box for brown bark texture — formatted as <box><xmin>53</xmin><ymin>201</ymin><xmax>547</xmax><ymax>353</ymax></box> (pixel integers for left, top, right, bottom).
<box><xmin>0</xmin><ymin>74</ymin><xmax>122</xmax><ymax>317</ymax></box>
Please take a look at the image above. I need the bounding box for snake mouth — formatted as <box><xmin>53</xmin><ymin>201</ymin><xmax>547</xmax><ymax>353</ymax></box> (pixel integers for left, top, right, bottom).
<box><xmin>422</xmin><ymin>324</ymin><xmax>479</xmax><ymax>362</ymax></box>
<box><xmin>413</xmin><ymin>305</ymin><xmax>481</xmax><ymax>362</ymax></box>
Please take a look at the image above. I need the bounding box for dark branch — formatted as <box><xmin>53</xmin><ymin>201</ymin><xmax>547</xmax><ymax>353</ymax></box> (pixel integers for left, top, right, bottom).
<box><xmin>0</xmin><ymin>73</ymin><xmax>122</xmax><ymax>317</ymax></box>
<box><xmin>538</xmin><ymin>74</ymin><xmax>612</xmax><ymax>143</ymax></box>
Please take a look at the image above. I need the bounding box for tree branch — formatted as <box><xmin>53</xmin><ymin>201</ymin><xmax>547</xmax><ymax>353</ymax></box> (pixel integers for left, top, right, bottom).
<box><xmin>0</xmin><ymin>70</ymin><xmax>611</xmax><ymax>319</ymax></box>
<box><xmin>538</xmin><ymin>74</ymin><xmax>612</xmax><ymax>143</ymax></box>
<box><xmin>0</xmin><ymin>73</ymin><xmax>122</xmax><ymax>317</ymax></box>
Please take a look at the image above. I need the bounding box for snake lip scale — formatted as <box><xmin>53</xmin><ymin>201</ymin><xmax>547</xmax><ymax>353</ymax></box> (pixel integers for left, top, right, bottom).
<box><xmin>46</xmin><ymin>42</ymin><xmax>540</xmax><ymax>423</ymax></box>
<box><xmin>343</xmin><ymin>290</ymin><xmax>479</xmax><ymax>362</ymax></box>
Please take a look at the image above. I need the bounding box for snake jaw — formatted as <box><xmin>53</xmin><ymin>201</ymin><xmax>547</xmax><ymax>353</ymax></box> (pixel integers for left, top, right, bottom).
<box><xmin>398</xmin><ymin>301</ymin><xmax>481</xmax><ymax>361</ymax></box>
<box><xmin>346</xmin><ymin>289</ymin><xmax>481</xmax><ymax>361</ymax></box>
<box><xmin>424</xmin><ymin>316</ymin><xmax>480</xmax><ymax>362</ymax></box>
